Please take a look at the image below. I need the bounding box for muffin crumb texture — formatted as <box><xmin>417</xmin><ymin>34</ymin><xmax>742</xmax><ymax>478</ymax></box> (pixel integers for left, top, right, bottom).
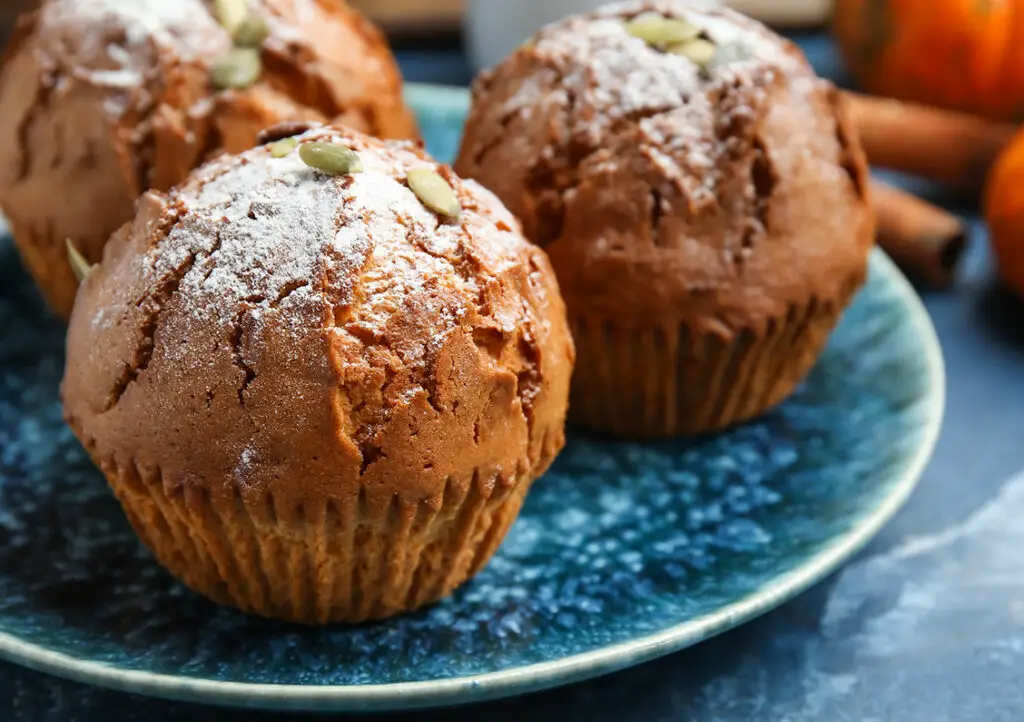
<box><xmin>62</xmin><ymin>127</ymin><xmax>574</xmax><ymax>623</ymax></box>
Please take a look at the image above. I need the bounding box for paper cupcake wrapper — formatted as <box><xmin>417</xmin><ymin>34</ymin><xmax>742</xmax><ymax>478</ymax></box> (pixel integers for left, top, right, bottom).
<box><xmin>95</xmin><ymin>455</ymin><xmax>539</xmax><ymax>625</ymax></box>
<box><xmin>568</xmin><ymin>281</ymin><xmax>862</xmax><ymax>438</ymax></box>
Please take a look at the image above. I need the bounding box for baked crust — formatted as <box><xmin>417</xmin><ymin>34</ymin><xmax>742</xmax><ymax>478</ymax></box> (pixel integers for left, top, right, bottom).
<box><xmin>63</xmin><ymin>124</ymin><xmax>574</xmax><ymax>520</ymax></box>
<box><xmin>455</xmin><ymin>0</ymin><xmax>873</xmax><ymax>335</ymax></box>
<box><xmin>0</xmin><ymin>0</ymin><xmax>419</xmax><ymax>318</ymax></box>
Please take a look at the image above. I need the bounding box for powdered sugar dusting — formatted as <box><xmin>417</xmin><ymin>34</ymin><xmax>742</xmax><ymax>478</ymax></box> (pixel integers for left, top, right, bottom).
<box><xmin>69</xmin><ymin>122</ymin><xmax>562</xmax><ymax>491</ymax></box>
<box><xmin>509</xmin><ymin>0</ymin><xmax>811</xmax><ymax>142</ymax></box>
<box><xmin>37</xmin><ymin>0</ymin><xmax>228</xmax><ymax>117</ymax></box>
<box><xmin>457</xmin><ymin>0</ymin><xmax>861</xmax><ymax>325</ymax></box>
<box><xmin>590</xmin><ymin>0</ymin><xmax>803</xmax><ymax>69</ymax></box>
<box><xmin>45</xmin><ymin>0</ymin><xmax>221</xmax><ymax>59</ymax></box>
<box><xmin>142</xmin><ymin>127</ymin><xmax>536</xmax><ymax>396</ymax></box>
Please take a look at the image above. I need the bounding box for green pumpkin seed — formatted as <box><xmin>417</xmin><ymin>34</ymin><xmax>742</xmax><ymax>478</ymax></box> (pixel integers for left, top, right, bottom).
<box><xmin>625</xmin><ymin>12</ymin><xmax>701</xmax><ymax>48</ymax></box>
<box><xmin>233</xmin><ymin>12</ymin><xmax>269</xmax><ymax>47</ymax></box>
<box><xmin>299</xmin><ymin>142</ymin><xmax>363</xmax><ymax>174</ymax></box>
<box><xmin>407</xmin><ymin>168</ymin><xmax>461</xmax><ymax>219</ymax></box>
<box><xmin>269</xmin><ymin>137</ymin><xmax>297</xmax><ymax>158</ymax></box>
<box><xmin>213</xmin><ymin>0</ymin><xmax>248</xmax><ymax>32</ymax></box>
<box><xmin>210</xmin><ymin>48</ymin><xmax>262</xmax><ymax>90</ymax></box>
<box><xmin>669</xmin><ymin>38</ymin><xmax>717</xmax><ymax>68</ymax></box>
<box><xmin>66</xmin><ymin>239</ymin><xmax>95</xmax><ymax>284</ymax></box>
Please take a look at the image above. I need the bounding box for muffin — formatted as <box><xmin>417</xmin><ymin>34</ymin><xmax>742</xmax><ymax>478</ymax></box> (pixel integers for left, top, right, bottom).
<box><xmin>0</xmin><ymin>0</ymin><xmax>419</xmax><ymax>320</ymax></box>
<box><xmin>455</xmin><ymin>0</ymin><xmax>874</xmax><ymax>437</ymax></box>
<box><xmin>61</xmin><ymin>124</ymin><xmax>574</xmax><ymax>624</ymax></box>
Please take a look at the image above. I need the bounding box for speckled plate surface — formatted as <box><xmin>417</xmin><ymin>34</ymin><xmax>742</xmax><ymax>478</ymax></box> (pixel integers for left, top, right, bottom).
<box><xmin>0</xmin><ymin>84</ymin><xmax>943</xmax><ymax>713</ymax></box>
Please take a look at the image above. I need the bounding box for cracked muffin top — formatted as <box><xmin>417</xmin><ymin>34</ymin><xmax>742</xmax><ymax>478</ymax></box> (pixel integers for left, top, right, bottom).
<box><xmin>0</xmin><ymin>0</ymin><xmax>418</xmax><ymax>318</ymax></box>
<box><xmin>61</xmin><ymin>125</ymin><xmax>574</xmax><ymax>513</ymax></box>
<box><xmin>454</xmin><ymin>0</ymin><xmax>873</xmax><ymax>334</ymax></box>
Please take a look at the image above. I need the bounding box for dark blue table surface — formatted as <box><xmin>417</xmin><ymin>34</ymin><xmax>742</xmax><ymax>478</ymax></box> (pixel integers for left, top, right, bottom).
<box><xmin>5</xmin><ymin>34</ymin><xmax>1024</xmax><ymax>722</ymax></box>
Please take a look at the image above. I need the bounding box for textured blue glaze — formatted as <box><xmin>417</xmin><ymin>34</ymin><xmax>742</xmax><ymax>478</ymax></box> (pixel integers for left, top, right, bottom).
<box><xmin>0</xmin><ymin>85</ymin><xmax>941</xmax><ymax>709</ymax></box>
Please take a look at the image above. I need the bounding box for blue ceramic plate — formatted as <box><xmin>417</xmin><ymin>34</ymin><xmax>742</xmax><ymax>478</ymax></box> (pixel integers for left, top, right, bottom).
<box><xmin>0</xmin><ymin>84</ymin><xmax>943</xmax><ymax>713</ymax></box>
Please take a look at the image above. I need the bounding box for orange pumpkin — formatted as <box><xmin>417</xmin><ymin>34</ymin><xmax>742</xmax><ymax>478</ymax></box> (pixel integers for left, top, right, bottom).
<box><xmin>833</xmin><ymin>0</ymin><xmax>1024</xmax><ymax>121</ymax></box>
<box><xmin>984</xmin><ymin>127</ymin><xmax>1024</xmax><ymax>298</ymax></box>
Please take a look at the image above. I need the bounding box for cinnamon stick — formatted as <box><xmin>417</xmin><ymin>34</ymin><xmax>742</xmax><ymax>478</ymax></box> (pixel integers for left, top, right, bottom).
<box><xmin>872</xmin><ymin>180</ymin><xmax>968</xmax><ymax>287</ymax></box>
<box><xmin>846</xmin><ymin>92</ymin><xmax>1017</xmax><ymax>192</ymax></box>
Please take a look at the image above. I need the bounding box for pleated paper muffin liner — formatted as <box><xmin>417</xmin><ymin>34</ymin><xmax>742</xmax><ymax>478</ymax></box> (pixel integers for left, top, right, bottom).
<box><xmin>568</xmin><ymin>275</ymin><xmax>864</xmax><ymax>438</ymax></box>
<box><xmin>72</xmin><ymin>426</ymin><xmax>565</xmax><ymax>626</ymax></box>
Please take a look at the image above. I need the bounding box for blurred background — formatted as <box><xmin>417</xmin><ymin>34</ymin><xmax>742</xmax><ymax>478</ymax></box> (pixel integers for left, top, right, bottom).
<box><xmin>305</xmin><ymin>0</ymin><xmax>826</xmax><ymax>37</ymax></box>
<box><xmin>0</xmin><ymin>0</ymin><xmax>834</xmax><ymax>46</ymax></box>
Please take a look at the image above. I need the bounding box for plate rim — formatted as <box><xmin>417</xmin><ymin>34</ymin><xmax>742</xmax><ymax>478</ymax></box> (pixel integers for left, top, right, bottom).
<box><xmin>0</xmin><ymin>84</ymin><xmax>946</xmax><ymax>712</ymax></box>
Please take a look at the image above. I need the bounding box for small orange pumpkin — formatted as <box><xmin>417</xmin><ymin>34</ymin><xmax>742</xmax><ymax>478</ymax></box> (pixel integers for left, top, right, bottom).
<box><xmin>984</xmin><ymin>127</ymin><xmax>1024</xmax><ymax>298</ymax></box>
<box><xmin>833</xmin><ymin>0</ymin><xmax>1024</xmax><ymax>121</ymax></box>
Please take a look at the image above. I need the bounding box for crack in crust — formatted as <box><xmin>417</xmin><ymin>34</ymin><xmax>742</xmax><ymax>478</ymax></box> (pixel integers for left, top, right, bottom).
<box><xmin>104</xmin><ymin>156</ymin><xmax>245</xmax><ymax>412</ymax></box>
<box><xmin>257</xmin><ymin>120</ymin><xmax>320</xmax><ymax>146</ymax></box>
<box><xmin>273</xmin><ymin>279</ymin><xmax>310</xmax><ymax>306</ymax></box>
<box><xmin>196</xmin><ymin>225</ymin><xmax>225</xmax><ymax>285</ymax></box>
<box><xmin>740</xmin><ymin>134</ymin><xmax>776</xmax><ymax>261</ymax></box>
<box><xmin>321</xmin><ymin>191</ymin><xmax>388</xmax><ymax>476</ymax></box>
<box><xmin>228</xmin><ymin>306</ymin><xmax>258</xmax><ymax>408</ymax></box>
<box><xmin>0</xmin><ymin>11</ymin><xmax>95</xmax><ymax>193</ymax></box>
<box><xmin>261</xmin><ymin>37</ymin><xmax>378</xmax><ymax>138</ymax></box>
<box><xmin>106</xmin><ymin>201</ymin><xmax>191</xmax><ymax>411</ymax></box>
<box><xmin>511</xmin><ymin>64</ymin><xmax>773</xmax><ymax>252</ymax></box>
<box><xmin>522</xmin><ymin>79</ymin><xmax>753</xmax><ymax>250</ymax></box>
<box><xmin>649</xmin><ymin>187</ymin><xmax>665</xmax><ymax>245</ymax></box>
<box><xmin>321</xmin><ymin>174</ymin><xmax>545</xmax><ymax>476</ymax></box>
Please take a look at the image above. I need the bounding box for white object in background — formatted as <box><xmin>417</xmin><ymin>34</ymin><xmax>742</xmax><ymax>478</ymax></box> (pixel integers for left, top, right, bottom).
<box><xmin>464</xmin><ymin>0</ymin><xmax>594</xmax><ymax>72</ymax></box>
<box><xmin>463</xmin><ymin>0</ymin><xmax>834</xmax><ymax>72</ymax></box>
<box><xmin>725</xmin><ymin>0</ymin><xmax>832</xmax><ymax>27</ymax></box>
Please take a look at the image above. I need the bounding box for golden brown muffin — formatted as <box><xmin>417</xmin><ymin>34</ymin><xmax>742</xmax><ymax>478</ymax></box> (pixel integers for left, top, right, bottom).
<box><xmin>0</xmin><ymin>0</ymin><xmax>419</xmax><ymax>320</ymax></box>
<box><xmin>455</xmin><ymin>0</ymin><xmax>873</xmax><ymax>437</ymax></box>
<box><xmin>61</xmin><ymin>124</ymin><xmax>574</xmax><ymax>625</ymax></box>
